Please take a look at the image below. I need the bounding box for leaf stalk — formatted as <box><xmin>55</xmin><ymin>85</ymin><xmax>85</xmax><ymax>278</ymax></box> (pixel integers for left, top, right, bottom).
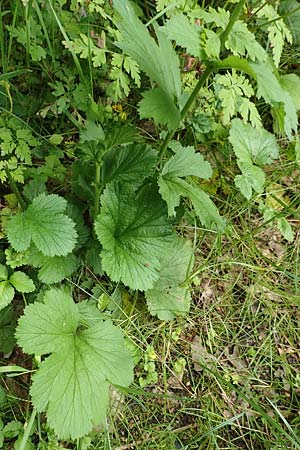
<box><xmin>5</xmin><ymin>168</ymin><xmax>26</xmax><ymax>211</ymax></box>
<box><xmin>93</xmin><ymin>160</ymin><xmax>102</xmax><ymax>219</ymax></box>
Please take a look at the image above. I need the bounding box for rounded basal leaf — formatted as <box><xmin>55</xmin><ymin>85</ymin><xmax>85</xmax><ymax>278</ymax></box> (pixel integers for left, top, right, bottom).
<box><xmin>95</xmin><ymin>182</ymin><xmax>173</xmax><ymax>291</ymax></box>
<box><xmin>9</xmin><ymin>272</ymin><xmax>35</xmax><ymax>293</ymax></box>
<box><xmin>6</xmin><ymin>194</ymin><xmax>78</xmax><ymax>257</ymax></box>
<box><xmin>16</xmin><ymin>290</ymin><xmax>134</xmax><ymax>440</ymax></box>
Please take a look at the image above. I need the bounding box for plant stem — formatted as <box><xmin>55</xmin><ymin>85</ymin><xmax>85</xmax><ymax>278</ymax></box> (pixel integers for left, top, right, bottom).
<box><xmin>94</xmin><ymin>161</ymin><xmax>102</xmax><ymax>219</ymax></box>
<box><xmin>219</xmin><ymin>0</ymin><xmax>246</xmax><ymax>51</ymax></box>
<box><xmin>158</xmin><ymin>0</ymin><xmax>246</xmax><ymax>164</ymax></box>
<box><xmin>5</xmin><ymin>168</ymin><xmax>26</xmax><ymax>211</ymax></box>
<box><xmin>18</xmin><ymin>408</ymin><xmax>37</xmax><ymax>450</ymax></box>
<box><xmin>158</xmin><ymin>64</ymin><xmax>215</xmax><ymax>164</ymax></box>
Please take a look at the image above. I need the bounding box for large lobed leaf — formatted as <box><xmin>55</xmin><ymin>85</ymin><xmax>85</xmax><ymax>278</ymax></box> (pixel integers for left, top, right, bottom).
<box><xmin>95</xmin><ymin>183</ymin><xmax>174</xmax><ymax>291</ymax></box>
<box><xmin>16</xmin><ymin>289</ymin><xmax>134</xmax><ymax>440</ymax></box>
<box><xmin>6</xmin><ymin>194</ymin><xmax>77</xmax><ymax>257</ymax></box>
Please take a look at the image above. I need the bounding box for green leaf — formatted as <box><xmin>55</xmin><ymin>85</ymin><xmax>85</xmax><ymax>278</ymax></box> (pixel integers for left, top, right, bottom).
<box><xmin>234</xmin><ymin>163</ymin><xmax>265</xmax><ymax>199</ymax></box>
<box><xmin>145</xmin><ymin>238</ymin><xmax>193</xmax><ymax>320</ymax></box>
<box><xmin>162</xmin><ymin>14</ymin><xmax>203</xmax><ymax>57</ymax></box>
<box><xmin>280</xmin><ymin>0</ymin><xmax>300</xmax><ymax>44</ymax></box>
<box><xmin>16</xmin><ymin>289</ymin><xmax>134</xmax><ymax>440</ymax></box>
<box><xmin>6</xmin><ymin>194</ymin><xmax>77</xmax><ymax>257</ymax></box>
<box><xmin>16</xmin><ymin>289</ymin><xmax>79</xmax><ymax>355</ymax></box>
<box><xmin>37</xmin><ymin>255</ymin><xmax>77</xmax><ymax>284</ymax></box>
<box><xmin>28</xmin><ymin>248</ymin><xmax>77</xmax><ymax>284</ymax></box>
<box><xmin>205</xmin><ymin>30</ymin><xmax>221</xmax><ymax>59</ymax></box>
<box><xmin>95</xmin><ymin>183</ymin><xmax>173</xmax><ymax>291</ymax></box>
<box><xmin>80</xmin><ymin>121</ymin><xmax>105</xmax><ymax>143</ymax></box>
<box><xmin>102</xmin><ymin>144</ymin><xmax>157</xmax><ymax>186</ymax></box>
<box><xmin>281</xmin><ymin>74</ymin><xmax>300</xmax><ymax>111</ymax></box>
<box><xmin>277</xmin><ymin>217</ymin><xmax>294</xmax><ymax>242</ymax></box>
<box><xmin>250</xmin><ymin>59</ymin><xmax>298</xmax><ymax>139</ymax></box>
<box><xmin>226</xmin><ymin>21</ymin><xmax>267</xmax><ymax>61</ymax></box>
<box><xmin>159</xmin><ymin>177</ymin><xmax>225</xmax><ymax>231</ymax></box>
<box><xmin>0</xmin><ymin>281</ymin><xmax>14</xmax><ymax>311</ymax></box>
<box><xmin>23</xmin><ymin>179</ymin><xmax>47</xmax><ymax>202</ymax></box>
<box><xmin>6</xmin><ymin>214</ymin><xmax>32</xmax><ymax>252</ymax></box>
<box><xmin>114</xmin><ymin>0</ymin><xmax>181</xmax><ymax>100</ymax></box>
<box><xmin>138</xmin><ymin>88</ymin><xmax>180</xmax><ymax>130</ymax></box>
<box><xmin>158</xmin><ymin>146</ymin><xmax>224</xmax><ymax>230</ymax></box>
<box><xmin>0</xmin><ymin>306</ymin><xmax>16</xmax><ymax>353</ymax></box>
<box><xmin>9</xmin><ymin>272</ymin><xmax>35</xmax><ymax>293</ymax></box>
<box><xmin>199</xmin><ymin>6</ymin><xmax>229</xmax><ymax>29</ymax></box>
<box><xmin>229</xmin><ymin>119</ymin><xmax>279</xmax><ymax>166</ymax></box>
<box><xmin>104</xmin><ymin>125</ymin><xmax>138</xmax><ymax>152</ymax></box>
<box><xmin>162</xmin><ymin>146</ymin><xmax>212</xmax><ymax>179</ymax></box>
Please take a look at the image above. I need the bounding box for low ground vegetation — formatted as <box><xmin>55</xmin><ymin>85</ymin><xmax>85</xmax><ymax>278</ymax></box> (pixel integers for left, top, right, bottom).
<box><xmin>1</xmin><ymin>0</ymin><xmax>300</xmax><ymax>448</ymax></box>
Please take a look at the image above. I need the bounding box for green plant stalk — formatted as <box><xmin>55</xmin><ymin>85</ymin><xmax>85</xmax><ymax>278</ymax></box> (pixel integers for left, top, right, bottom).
<box><xmin>0</xmin><ymin>2</ymin><xmax>6</xmax><ymax>73</ymax></box>
<box><xmin>47</xmin><ymin>0</ymin><xmax>88</xmax><ymax>93</ymax></box>
<box><xmin>18</xmin><ymin>408</ymin><xmax>37</xmax><ymax>450</ymax></box>
<box><xmin>25</xmin><ymin>0</ymin><xmax>33</xmax><ymax>68</ymax></box>
<box><xmin>5</xmin><ymin>169</ymin><xmax>26</xmax><ymax>211</ymax></box>
<box><xmin>158</xmin><ymin>0</ymin><xmax>246</xmax><ymax>164</ymax></box>
<box><xmin>219</xmin><ymin>0</ymin><xmax>246</xmax><ymax>50</ymax></box>
<box><xmin>158</xmin><ymin>64</ymin><xmax>215</xmax><ymax>164</ymax></box>
<box><xmin>7</xmin><ymin>2</ymin><xmax>19</xmax><ymax>68</ymax></box>
<box><xmin>33</xmin><ymin>0</ymin><xmax>55</xmax><ymax>65</ymax></box>
<box><xmin>94</xmin><ymin>161</ymin><xmax>102</xmax><ymax>219</ymax></box>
